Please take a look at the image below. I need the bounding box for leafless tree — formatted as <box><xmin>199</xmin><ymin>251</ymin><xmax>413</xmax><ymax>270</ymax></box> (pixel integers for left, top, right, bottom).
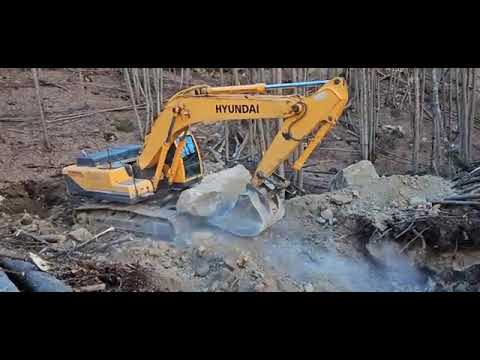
<box><xmin>31</xmin><ymin>68</ymin><xmax>51</xmax><ymax>150</ymax></box>
<box><xmin>123</xmin><ymin>68</ymin><xmax>144</xmax><ymax>140</ymax></box>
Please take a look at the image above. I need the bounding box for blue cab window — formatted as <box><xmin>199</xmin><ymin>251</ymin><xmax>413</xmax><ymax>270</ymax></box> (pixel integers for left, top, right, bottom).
<box><xmin>182</xmin><ymin>136</ymin><xmax>196</xmax><ymax>158</ymax></box>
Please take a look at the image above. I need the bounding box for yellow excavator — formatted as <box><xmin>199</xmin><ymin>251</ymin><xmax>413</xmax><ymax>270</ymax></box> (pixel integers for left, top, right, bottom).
<box><xmin>62</xmin><ymin>77</ymin><xmax>348</xmax><ymax>240</ymax></box>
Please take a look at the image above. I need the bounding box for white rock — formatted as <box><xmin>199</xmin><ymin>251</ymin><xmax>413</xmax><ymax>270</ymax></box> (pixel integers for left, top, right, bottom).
<box><xmin>176</xmin><ymin>165</ymin><xmax>252</xmax><ymax>217</ymax></box>
<box><xmin>68</xmin><ymin>227</ymin><xmax>92</xmax><ymax>242</ymax></box>
<box><xmin>320</xmin><ymin>208</ymin><xmax>335</xmax><ymax>226</ymax></box>
<box><xmin>304</xmin><ymin>283</ymin><xmax>314</xmax><ymax>292</ymax></box>
<box><xmin>330</xmin><ymin>160</ymin><xmax>379</xmax><ymax>191</ymax></box>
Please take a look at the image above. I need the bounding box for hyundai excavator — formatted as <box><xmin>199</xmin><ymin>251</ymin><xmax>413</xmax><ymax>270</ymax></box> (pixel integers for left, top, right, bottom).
<box><xmin>62</xmin><ymin>77</ymin><xmax>349</xmax><ymax>240</ymax></box>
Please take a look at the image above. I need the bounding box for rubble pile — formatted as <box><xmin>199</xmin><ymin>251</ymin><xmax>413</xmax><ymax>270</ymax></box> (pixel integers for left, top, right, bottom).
<box><xmin>288</xmin><ymin>160</ymin><xmax>455</xmax><ymax>233</ymax></box>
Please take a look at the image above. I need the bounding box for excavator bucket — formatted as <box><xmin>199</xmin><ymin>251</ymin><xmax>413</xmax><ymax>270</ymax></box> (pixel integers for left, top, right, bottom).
<box><xmin>205</xmin><ymin>184</ymin><xmax>285</xmax><ymax>237</ymax></box>
<box><xmin>176</xmin><ymin>165</ymin><xmax>285</xmax><ymax>237</ymax></box>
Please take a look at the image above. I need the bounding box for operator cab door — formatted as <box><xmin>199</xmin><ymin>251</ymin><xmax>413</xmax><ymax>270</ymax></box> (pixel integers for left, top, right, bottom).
<box><xmin>165</xmin><ymin>132</ymin><xmax>203</xmax><ymax>184</ymax></box>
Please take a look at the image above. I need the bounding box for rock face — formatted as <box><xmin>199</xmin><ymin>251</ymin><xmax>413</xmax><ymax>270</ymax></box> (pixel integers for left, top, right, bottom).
<box><xmin>330</xmin><ymin>160</ymin><xmax>379</xmax><ymax>191</ymax></box>
<box><xmin>177</xmin><ymin>165</ymin><xmax>252</xmax><ymax>218</ymax></box>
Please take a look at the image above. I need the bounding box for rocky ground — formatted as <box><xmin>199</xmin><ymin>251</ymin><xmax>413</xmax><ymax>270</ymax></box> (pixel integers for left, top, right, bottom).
<box><xmin>1</xmin><ymin>160</ymin><xmax>479</xmax><ymax>292</ymax></box>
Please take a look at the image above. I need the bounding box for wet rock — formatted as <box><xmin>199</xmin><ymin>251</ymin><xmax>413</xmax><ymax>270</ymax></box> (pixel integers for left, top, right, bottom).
<box><xmin>0</xmin><ymin>270</ymin><xmax>19</xmax><ymax>292</ymax></box>
<box><xmin>36</xmin><ymin>220</ymin><xmax>57</xmax><ymax>235</ymax></box>
<box><xmin>254</xmin><ymin>282</ymin><xmax>266</xmax><ymax>292</ymax></box>
<box><xmin>223</xmin><ymin>258</ymin><xmax>236</xmax><ymax>271</ymax></box>
<box><xmin>75</xmin><ymin>212</ymin><xmax>88</xmax><ymax>225</ymax></box>
<box><xmin>304</xmin><ymin>283</ymin><xmax>314</xmax><ymax>292</ymax></box>
<box><xmin>38</xmin><ymin>234</ymin><xmax>67</xmax><ymax>243</ymax></box>
<box><xmin>236</xmin><ymin>255</ymin><xmax>249</xmax><ymax>268</ymax></box>
<box><xmin>194</xmin><ymin>260</ymin><xmax>210</xmax><ymax>277</ymax></box>
<box><xmin>113</xmin><ymin>118</ymin><xmax>135</xmax><ymax>133</ymax></box>
<box><xmin>20</xmin><ymin>212</ymin><xmax>33</xmax><ymax>225</ymax></box>
<box><xmin>191</xmin><ymin>231</ymin><xmax>216</xmax><ymax>244</ymax></box>
<box><xmin>176</xmin><ymin>164</ymin><xmax>251</xmax><ymax>217</ymax></box>
<box><xmin>329</xmin><ymin>193</ymin><xmax>353</xmax><ymax>205</ymax></box>
<box><xmin>320</xmin><ymin>208</ymin><xmax>335</xmax><ymax>226</ymax></box>
<box><xmin>409</xmin><ymin>196</ymin><xmax>426</xmax><ymax>207</ymax></box>
<box><xmin>196</xmin><ymin>246</ymin><xmax>207</xmax><ymax>257</ymax></box>
<box><xmin>330</xmin><ymin>160</ymin><xmax>379</xmax><ymax>191</ymax></box>
<box><xmin>316</xmin><ymin>217</ymin><xmax>327</xmax><ymax>225</ymax></box>
<box><xmin>69</xmin><ymin>227</ymin><xmax>92</xmax><ymax>242</ymax></box>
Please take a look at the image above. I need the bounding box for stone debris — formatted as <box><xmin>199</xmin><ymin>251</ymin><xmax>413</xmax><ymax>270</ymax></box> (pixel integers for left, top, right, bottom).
<box><xmin>20</xmin><ymin>212</ymin><xmax>33</xmax><ymax>225</ymax></box>
<box><xmin>329</xmin><ymin>192</ymin><xmax>353</xmax><ymax>205</ymax></box>
<box><xmin>320</xmin><ymin>208</ymin><xmax>335</xmax><ymax>226</ymax></box>
<box><xmin>68</xmin><ymin>227</ymin><xmax>93</xmax><ymax>242</ymax></box>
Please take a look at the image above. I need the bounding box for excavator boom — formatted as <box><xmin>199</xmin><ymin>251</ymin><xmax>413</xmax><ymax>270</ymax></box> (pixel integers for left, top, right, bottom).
<box><xmin>138</xmin><ymin>78</ymin><xmax>348</xmax><ymax>188</ymax></box>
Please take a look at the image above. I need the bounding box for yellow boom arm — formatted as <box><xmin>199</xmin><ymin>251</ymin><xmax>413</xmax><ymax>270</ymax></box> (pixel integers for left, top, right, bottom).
<box><xmin>138</xmin><ymin>77</ymin><xmax>348</xmax><ymax>189</ymax></box>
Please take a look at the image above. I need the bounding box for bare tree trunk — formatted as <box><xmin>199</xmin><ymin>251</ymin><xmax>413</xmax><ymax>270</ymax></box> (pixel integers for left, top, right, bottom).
<box><xmin>124</xmin><ymin>68</ymin><xmax>144</xmax><ymax>140</ymax></box>
<box><xmin>224</xmin><ymin>68</ymin><xmax>240</xmax><ymax>165</ymax></box>
<box><xmin>233</xmin><ymin>68</ymin><xmax>240</xmax><ymax>85</ymax></box>
<box><xmin>448</xmin><ymin>68</ymin><xmax>453</xmax><ymax>140</ymax></box>
<box><xmin>132</xmin><ymin>68</ymin><xmax>141</xmax><ymax>103</ymax></box>
<box><xmin>412</xmin><ymin>68</ymin><xmax>421</xmax><ymax>174</ymax></box>
<box><xmin>257</xmin><ymin>68</ymin><xmax>267</xmax><ymax>155</ymax></box>
<box><xmin>32</xmin><ymin>68</ymin><xmax>51</xmax><ymax>150</ymax></box>
<box><xmin>264</xmin><ymin>69</ymin><xmax>273</xmax><ymax>148</ymax></box>
<box><xmin>79</xmin><ymin>69</ymin><xmax>86</xmax><ymax>105</ymax></box>
<box><xmin>360</xmin><ymin>68</ymin><xmax>369</xmax><ymax>160</ymax></box>
<box><xmin>297</xmin><ymin>68</ymin><xmax>309</xmax><ymax>189</ymax></box>
<box><xmin>276</xmin><ymin>68</ymin><xmax>285</xmax><ymax>181</ymax></box>
<box><xmin>431</xmin><ymin>68</ymin><xmax>443</xmax><ymax>175</ymax></box>
<box><xmin>179</xmin><ymin>68</ymin><xmax>184</xmax><ymax>88</ymax></box>
<box><xmin>466</xmin><ymin>68</ymin><xmax>477</xmax><ymax>167</ymax></box>
<box><xmin>153</xmin><ymin>68</ymin><xmax>160</xmax><ymax>116</ymax></box>
<box><xmin>220</xmin><ymin>68</ymin><xmax>224</xmax><ymax>85</ymax></box>
<box><xmin>291</xmin><ymin>68</ymin><xmax>299</xmax><ymax>185</ymax></box>
<box><xmin>368</xmin><ymin>69</ymin><xmax>375</xmax><ymax>160</ymax></box>
<box><xmin>160</xmin><ymin>68</ymin><xmax>164</xmax><ymax>107</ymax></box>
<box><xmin>184</xmin><ymin>68</ymin><xmax>191</xmax><ymax>86</ymax></box>
<box><xmin>143</xmin><ymin>68</ymin><xmax>151</xmax><ymax>137</ymax></box>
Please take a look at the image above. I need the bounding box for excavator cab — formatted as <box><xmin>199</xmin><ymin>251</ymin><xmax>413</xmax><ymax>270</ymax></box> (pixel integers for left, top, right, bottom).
<box><xmin>169</xmin><ymin>133</ymin><xmax>203</xmax><ymax>184</ymax></box>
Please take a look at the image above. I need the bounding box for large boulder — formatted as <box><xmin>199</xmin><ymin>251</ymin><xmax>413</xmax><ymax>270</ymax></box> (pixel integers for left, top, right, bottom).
<box><xmin>330</xmin><ymin>160</ymin><xmax>379</xmax><ymax>191</ymax></box>
<box><xmin>177</xmin><ymin>165</ymin><xmax>252</xmax><ymax>218</ymax></box>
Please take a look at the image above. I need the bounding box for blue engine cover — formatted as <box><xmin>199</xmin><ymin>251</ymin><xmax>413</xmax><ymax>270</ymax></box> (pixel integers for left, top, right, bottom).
<box><xmin>76</xmin><ymin>144</ymin><xmax>142</xmax><ymax>167</ymax></box>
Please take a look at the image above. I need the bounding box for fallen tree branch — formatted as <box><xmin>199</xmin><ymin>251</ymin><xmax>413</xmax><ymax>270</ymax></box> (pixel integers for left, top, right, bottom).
<box><xmin>400</xmin><ymin>226</ymin><xmax>431</xmax><ymax>254</ymax></box>
<box><xmin>48</xmin><ymin>105</ymin><xmax>146</xmax><ymax>124</ymax></box>
<box><xmin>50</xmin><ymin>227</ymin><xmax>115</xmax><ymax>259</ymax></box>
<box><xmin>433</xmin><ymin>200</ymin><xmax>480</xmax><ymax>207</ymax></box>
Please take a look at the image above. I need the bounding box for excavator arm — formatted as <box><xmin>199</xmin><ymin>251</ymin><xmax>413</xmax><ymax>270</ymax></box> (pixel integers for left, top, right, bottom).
<box><xmin>138</xmin><ymin>77</ymin><xmax>348</xmax><ymax>190</ymax></box>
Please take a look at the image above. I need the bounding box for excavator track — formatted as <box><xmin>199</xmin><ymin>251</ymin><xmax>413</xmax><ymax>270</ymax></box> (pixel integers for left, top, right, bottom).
<box><xmin>72</xmin><ymin>185</ymin><xmax>285</xmax><ymax>240</ymax></box>
<box><xmin>73</xmin><ymin>194</ymin><xmax>187</xmax><ymax>242</ymax></box>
